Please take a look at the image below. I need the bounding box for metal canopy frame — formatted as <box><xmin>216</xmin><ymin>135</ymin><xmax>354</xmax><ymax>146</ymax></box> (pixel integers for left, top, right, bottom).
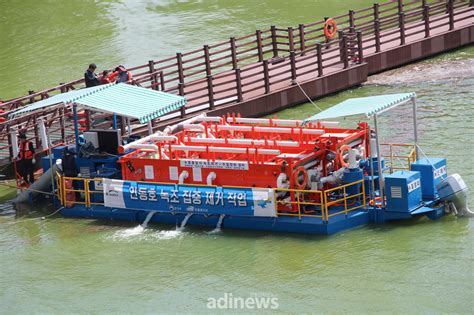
<box><xmin>372</xmin><ymin>95</ymin><xmax>418</xmax><ymax>208</ymax></box>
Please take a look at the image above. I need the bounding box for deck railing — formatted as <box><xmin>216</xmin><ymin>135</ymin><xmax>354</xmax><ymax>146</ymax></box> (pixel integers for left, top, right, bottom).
<box><xmin>56</xmin><ymin>174</ymin><xmax>367</xmax><ymax>222</ymax></box>
<box><xmin>0</xmin><ymin>0</ymin><xmax>471</xmax><ymax>161</ymax></box>
<box><xmin>381</xmin><ymin>143</ymin><xmax>417</xmax><ymax>173</ymax></box>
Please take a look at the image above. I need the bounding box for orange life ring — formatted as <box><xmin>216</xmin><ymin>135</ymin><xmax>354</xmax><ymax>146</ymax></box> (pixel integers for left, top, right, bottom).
<box><xmin>324</xmin><ymin>18</ymin><xmax>338</xmax><ymax>40</ymax></box>
<box><xmin>293</xmin><ymin>166</ymin><xmax>308</xmax><ymax>190</ymax></box>
<box><xmin>339</xmin><ymin>145</ymin><xmax>351</xmax><ymax>168</ymax></box>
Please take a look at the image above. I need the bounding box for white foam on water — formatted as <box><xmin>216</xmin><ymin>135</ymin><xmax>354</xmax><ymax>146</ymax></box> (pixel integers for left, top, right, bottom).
<box><xmin>107</xmin><ymin>227</ymin><xmax>183</xmax><ymax>242</ymax></box>
<box><xmin>177</xmin><ymin>213</ymin><xmax>193</xmax><ymax>231</ymax></box>
<box><xmin>208</xmin><ymin>214</ymin><xmax>225</xmax><ymax>234</ymax></box>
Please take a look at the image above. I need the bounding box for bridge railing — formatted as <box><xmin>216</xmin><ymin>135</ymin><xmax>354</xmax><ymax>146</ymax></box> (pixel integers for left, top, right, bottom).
<box><xmin>0</xmin><ymin>0</ymin><xmax>471</xmax><ymax>161</ymax></box>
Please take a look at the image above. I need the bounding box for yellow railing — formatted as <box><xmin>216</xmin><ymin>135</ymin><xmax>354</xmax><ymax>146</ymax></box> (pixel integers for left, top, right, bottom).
<box><xmin>274</xmin><ymin>188</ymin><xmax>326</xmax><ymax>220</ymax></box>
<box><xmin>381</xmin><ymin>143</ymin><xmax>417</xmax><ymax>173</ymax></box>
<box><xmin>56</xmin><ymin>173</ymin><xmax>103</xmax><ymax>208</ymax></box>
<box><xmin>56</xmin><ymin>173</ymin><xmax>367</xmax><ymax>221</ymax></box>
<box><xmin>323</xmin><ymin>179</ymin><xmax>366</xmax><ymax>219</ymax></box>
<box><xmin>275</xmin><ymin>179</ymin><xmax>366</xmax><ymax>221</ymax></box>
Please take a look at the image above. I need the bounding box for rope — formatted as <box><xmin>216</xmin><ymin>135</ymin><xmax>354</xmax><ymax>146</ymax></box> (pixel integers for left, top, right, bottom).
<box><xmin>292</xmin><ymin>79</ymin><xmax>323</xmax><ymax>113</ymax></box>
<box><xmin>0</xmin><ymin>181</ymin><xmax>56</xmax><ymax>196</ymax></box>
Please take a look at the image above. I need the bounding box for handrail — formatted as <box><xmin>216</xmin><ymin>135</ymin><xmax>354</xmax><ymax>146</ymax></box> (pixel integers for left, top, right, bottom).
<box><xmin>0</xmin><ymin>0</ymin><xmax>470</xmax><ymax>161</ymax></box>
<box><xmin>381</xmin><ymin>143</ymin><xmax>417</xmax><ymax>173</ymax></box>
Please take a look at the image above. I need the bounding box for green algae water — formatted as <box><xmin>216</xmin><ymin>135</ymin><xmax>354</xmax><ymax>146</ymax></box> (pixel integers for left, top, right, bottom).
<box><xmin>1</xmin><ymin>1</ymin><xmax>473</xmax><ymax>314</ymax></box>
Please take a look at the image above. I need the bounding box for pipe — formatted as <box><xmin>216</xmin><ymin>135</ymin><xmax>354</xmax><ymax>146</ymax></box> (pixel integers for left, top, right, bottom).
<box><xmin>187</xmin><ymin>137</ymin><xmax>299</xmax><ymax>147</ymax></box>
<box><xmin>206</xmin><ymin>172</ymin><xmax>216</xmax><ymax>185</ymax></box>
<box><xmin>38</xmin><ymin>118</ymin><xmax>49</xmax><ymax>150</ymax></box>
<box><xmin>178</xmin><ymin>170</ymin><xmax>189</xmax><ymax>184</ymax></box>
<box><xmin>163</xmin><ymin>114</ymin><xmax>207</xmax><ymax>135</ymax></box>
<box><xmin>277</xmin><ymin>173</ymin><xmax>289</xmax><ymax>189</ymax></box>
<box><xmin>216</xmin><ymin>125</ymin><xmax>324</xmax><ymax>135</ymax></box>
<box><xmin>10</xmin><ymin>129</ymin><xmax>18</xmax><ymax>159</ymax></box>
<box><xmin>348</xmin><ymin>149</ymin><xmax>358</xmax><ymax>169</ymax></box>
<box><xmin>225</xmin><ymin>117</ymin><xmax>339</xmax><ymax>127</ymax></box>
<box><xmin>170</xmin><ymin>145</ymin><xmax>280</xmax><ymax>155</ymax></box>
<box><xmin>119</xmin><ymin>135</ymin><xmax>177</xmax><ymax>153</ymax></box>
<box><xmin>126</xmin><ymin>143</ymin><xmax>159</xmax><ymax>153</ymax></box>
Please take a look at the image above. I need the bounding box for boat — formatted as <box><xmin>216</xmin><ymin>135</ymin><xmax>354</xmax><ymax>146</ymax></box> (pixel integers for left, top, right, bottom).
<box><xmin>9</xmin><ymin>84</ymin><xmax>471</xmax><ymax>234</ymax></box>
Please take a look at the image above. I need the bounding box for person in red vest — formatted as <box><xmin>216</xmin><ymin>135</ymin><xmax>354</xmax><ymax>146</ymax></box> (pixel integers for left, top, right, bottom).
<box><xmin>107</xmin><ymin>65</ymin><xmax>133</xmax><ymax>84</ymax></box>
<box><xmin>17</xmin><ymin>133</ymin><xmax>35</xmax><ymax>184</ymax></box>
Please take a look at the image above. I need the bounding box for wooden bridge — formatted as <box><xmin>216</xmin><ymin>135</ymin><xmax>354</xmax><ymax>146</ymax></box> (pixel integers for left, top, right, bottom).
<box><xmin>0</xmin><ymin>0</ymin><xmax>472</xmax><ymax>164</ymax></box>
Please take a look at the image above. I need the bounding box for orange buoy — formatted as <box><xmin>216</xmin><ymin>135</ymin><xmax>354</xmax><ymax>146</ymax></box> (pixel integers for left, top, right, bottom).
<box><xmin>324</xmin><ymin>18</ymin><xmax>338</xmax><ymax>40</ymax></box>
<box><xmin>293</xmin><ymin>166</ymin><xmax>308</xmax><ymax>190</ymax></box>
<box><xmin>338</xmin><ymin>144</ymin><xmax>351</xmax><ymax>168</ymax></box>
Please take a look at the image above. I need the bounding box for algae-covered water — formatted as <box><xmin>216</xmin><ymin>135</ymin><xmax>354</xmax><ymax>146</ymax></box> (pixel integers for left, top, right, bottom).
<box><xmin>1</xmin><ymin>1</ymin><xmax>473</xmax><ymax>314</ymax></box>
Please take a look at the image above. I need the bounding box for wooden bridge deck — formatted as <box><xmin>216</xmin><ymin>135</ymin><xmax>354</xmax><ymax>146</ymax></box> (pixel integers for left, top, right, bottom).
<box><xmin>0</xmin><ymin>0</ymin><xmax>472</xmax><ymax>163</ymax></box>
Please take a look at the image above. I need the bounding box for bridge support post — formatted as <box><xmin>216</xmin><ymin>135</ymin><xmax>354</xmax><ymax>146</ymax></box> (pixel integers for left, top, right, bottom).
<box><xmin>256</xmin><ymin>30</ymin><xmax>264</xmax><ymax>62</ymax></box>
<box><xmin>207</xmin><ymin>75</ymin><xmax>215</xmax><ymax>110</ymax></box>
<box><xmin>298</xmin><ymin>24</ymin><xmax>306</xmax><ymax>56</ymax></box>
<box><xmin>235</xmin><ymin>68</ymin><xmax>243</xmax><ymax>102</ymax></box>
<box><xmin>271</xmin><ymin>26</ymin><xmax>278</xmax><ymax>57</ymax></box>
<box><xmin>290</xmin><ymin>51</ymin><xmax>297</xmax><ymax>84</ymax></box>
<box><xmin>423</xmin><ymin>5</ymin><xmax>430</xmax><ymax>38</ymax></box>
<box><xmin>447</xmin><ymin>0</ymin><xmax>454</xmax><ymax>30</ymax></box>
<box><xmin>316</xmin><ymin>44</ymin><xmax>323</xmax><ymax>77</ymax></box>
<box><xmin>356</xmin><ymin>31</ymin><xmax>364</xmax><ymax>63</ymax></box>
<box><xmin>263</xmin><ymin>60</ymin><xmax>270</xmax><ymax>94</ymax></box>
<box><xmin>148</xmin><ymin>60</ymin><xmax>158</xmax><ymax>91</ymax></box>
<box><xmin>176</xmin><ymin>53</ymin><xmax>185</xmax><ymax>96</ymax></box>
<box><xmin>374</xmin><ymin>19</ymin><xmax>381</xmax><ymax>52</ymax></box>
<box><xmin>288</xmin><ymin>27</ymin><xmax>295</xmax><ymax>53</ymax></box>
<box><xmin>159</xmin><ymin>71</ymin><xmax>165</xmax><ymax>91</ymax></box>
<box><xmin>230</xmin><ymin>37</ymin><xmax>238</xmax><ymax>70</ymax></box>
<box><xmin>398</xmin><ymin>12</ymin><xmax>406</xmax><ymax>45</ymax></box>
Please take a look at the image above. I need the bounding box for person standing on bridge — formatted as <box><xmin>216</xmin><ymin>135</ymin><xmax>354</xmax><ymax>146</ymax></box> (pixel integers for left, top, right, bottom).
<box><xmin>16</xmin><ymin>133</ymin><xmax>35</xmax><ymax>184</ymax></box>
<box><xmin>84</xmin><ymin>63</ymin><xmax>100</xmax><ymax>87</ymax></box>
<box><xmin>107</xmin><ymin>65</ymin><xmax>133</xmax><ymax>84</ymax></box>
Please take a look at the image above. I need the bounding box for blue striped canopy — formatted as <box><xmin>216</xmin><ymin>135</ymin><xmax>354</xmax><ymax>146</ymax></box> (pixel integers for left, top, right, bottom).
<box><xmin>304</xmin><ymin>93</ymin><xmax>416</xmax><ymax>122</ymax></box>
<box><xmin>9</xmin><ymin>83</ymin><xmax>187</xmax><ymax>123</ymax></box>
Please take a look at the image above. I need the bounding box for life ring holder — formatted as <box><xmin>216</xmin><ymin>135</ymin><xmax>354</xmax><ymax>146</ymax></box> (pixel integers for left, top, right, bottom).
<box><xmin>324</xmin><ymin>18</ymin><xmax>338</xmax><ymax>40</ymax></box>
<box><xmin>293</xmin><ymin>166</ymin><xmax>308</xmax><ymax>190</ymax></box>
<box><xmin>338</xmin><ymin>145</ymin><xmax>352</xmax><ymax>168</ymax></box>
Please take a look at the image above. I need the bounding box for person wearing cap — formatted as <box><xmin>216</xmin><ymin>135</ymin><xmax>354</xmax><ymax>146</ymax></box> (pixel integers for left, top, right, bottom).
<box><xmin>84</xmin><ymin>63</ymin><xmax>100</xmax><ymax>87</ymax></box>
<box><xmin>107</xmin><ymin>65</ymin><xmax>133</xmax><ymax>84</ymax></box>
<box><xmin>17</xmin><ymin>133</ymin><xmax>35</xmax><ymax>184</ymax></box>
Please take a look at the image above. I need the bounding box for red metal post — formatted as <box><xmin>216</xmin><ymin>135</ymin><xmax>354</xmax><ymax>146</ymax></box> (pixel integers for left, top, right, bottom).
<box><xmin>316</xmin><ymin>43</ymin><xmax>323</xmax><ymax>77</ymax></box>
<box><xmin>256</xmin><ymin>30</ymin><xmax>264</xmax><ymax>62</ymax></box>
<box><xmin>28</xmin><ymin>90</ymin><xmax>35</xmax><ymax>104</ymax></box>
<box><xmin>230</xmin><ymin>37</ymin><xmax>238</xmax><ymax>70</ymax></box>
<box><xmin>263</xmin><ymin>60</ymin><xmax>270</xmax><ymax>94</ymax></box>
<box><xmin>290</xmin><ymin>51</ymin><xmax>297</xmax><ymax>84</ymax></box>
<box><xmin>207</xmin><ymin>75</ymin><xmax>215</xmax><ymax>110</ymax></box>
<box><xmin>423</xmin><ymin>5</ymin><xmax>430</xmax><ymax>38</ymax></box>
<box><xmin>271</xmin><ymin>25</ymin><xmax>278</xmax><ymax>57</ymax></box>
<box><xmin>288</xmin><ymin>27</ymin><xmax>295</xmax><ymax>53</ymax></box>
<box><xmin>176</xmin><ymin>53</ymin><xmax>185</xmax><ymax>96</ymax></box>
<box><xmin>298</xmin><ymin>24</ymin><xmax>305</xmax><ymax>55</ymax></box>
<box><xmin>235</xmin><ymin>68</ymin><xmax>243</xmax><ymax>102</ymax></box>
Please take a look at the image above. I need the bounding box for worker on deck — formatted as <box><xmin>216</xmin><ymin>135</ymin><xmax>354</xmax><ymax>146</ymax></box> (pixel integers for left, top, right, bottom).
<box><xmin>17</xmin><ymin>133</ymin><xmax>35</xmax><ymax>184</ymax></box>
<box><xmin>84</xmin><ymin>63</ymin><xmax>100</xmax><ymax>87</ymax></box>
<box><xmin>99</xmin><ymin>70</ymin><xmax>111</xmax><ymax>84</ymax></box>
<box><xmin>107</xmin><ymin>65</ymin><xmax>133</xmax><ymax>84</ymax></box>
